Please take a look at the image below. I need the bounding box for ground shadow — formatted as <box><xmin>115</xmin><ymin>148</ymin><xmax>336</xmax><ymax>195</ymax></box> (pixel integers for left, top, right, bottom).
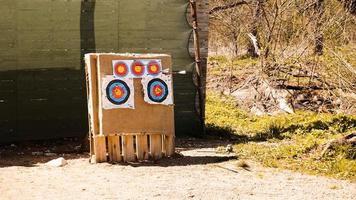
<box><xmin>0</xmin><ymin>137</ymin><xmax>237</xmax><ymax>168</ymax></box>
<box><xmin>0</xmin><ymin>137</ymin><xmax>88</xmax><ymax>167</ymax></box>
<box><xmin>205</xmin><ymin>123</ymin><xmax>286</xmax><ymax>143</ymax></box>
<box><xmin>117</xmin><ymin>154</ymin><xmax>237</xmax><ymax>168</ymax></box>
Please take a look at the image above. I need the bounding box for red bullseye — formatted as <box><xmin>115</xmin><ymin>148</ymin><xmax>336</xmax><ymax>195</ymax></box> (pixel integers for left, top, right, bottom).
<box><xmin>131</xmin><ymin>61</ymin><xmax>145</xmax><ymax>76</ymax></box>
<box><xmin>147</xmin><ymin>61</ymin><xmax>161</xmax><ymax>76</ymax></box>
<box><xmin>112</xmin><ymin>85</ymin><xmax>124</xmax><ymax>99</ymax></box>
<box><xmin>114</xmin><ymin>62</ymin><xmax>128</xmax><ymax>77</ymax></box>
<box><xmin>153</xmin><ymin>85</ymin><xmax>163</xmax><ymax>97</ymax></box>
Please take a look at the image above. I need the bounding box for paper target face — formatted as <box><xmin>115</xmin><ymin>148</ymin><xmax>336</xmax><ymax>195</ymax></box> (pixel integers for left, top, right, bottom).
<box><xmin>147</xmin><ymin>79</ymin><xmax>168</xmax><ymax>103</ymax></box>
<box><xmin>102</xmin><ymin>76</ymin><xmax>134</xmax><ymax>109</ymax></box>
<box><xmin>131</xmin><ymin>61</ymin><xmax>145</xmax><ymax>77</ymax></box>
<box><xmin>147</xmin><ymin>61</ymin><xmax>162</xmax><ymax>76</ymax></box>
<box><xmin>106</xmin><ymin>80</ymin><xmax>130</xmax><ymax>105</ymax></box>
<box><xmin>113</xmin><ymin>61</ymin><xmax>129</xmax><ymax>77</ymax></box>
<box><xmin>112</xmin><ymin>59</ymin><xmax>162</xmax><ymax>78</ymax></box>
<box><xmin>142</xmin><ymin>74</ymin><xmax>173</xmax><ymax>105</ymax></box>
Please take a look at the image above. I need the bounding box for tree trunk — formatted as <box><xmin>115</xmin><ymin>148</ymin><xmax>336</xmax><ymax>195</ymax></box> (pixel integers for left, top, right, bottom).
<box><xmin>247</xmin><ymin>0</ymin><xmax>262</xmax><ymax>58</ymax></box>
<box><xmin>233</xmin><ymin>32</ymin><xmax>239</xmax><ymax>56</ymax></box>
<box><xmin>314</xmin><ymin>0</ymin><xmax>325</xmax><ymax>55</ymax></box>
<box><xmin>339</xmin><ymin>0</ymin><xmax>356</xmax><ymax>15</ymax></box>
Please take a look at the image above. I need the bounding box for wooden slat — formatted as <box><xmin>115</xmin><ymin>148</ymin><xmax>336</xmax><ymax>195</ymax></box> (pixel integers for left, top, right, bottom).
<box><xmin>123</xmin><ymin>135</ymin><xmax>136</xmax><ymax>162</ymax></box>
<box><xmin>162</xmin><ymin>135</ymin><xmax>166</xmax><ymax>155</ymax></box>
<box><xmin>108</xmin><ymin>135</ymin><xmax>121</xmax><ymax>162</ymax></box>
<box><xmin>136</xmin><ymin>135</ymin><xmax>149</xmax><ymax>160</ymax></box>
<box><xmin>94</xmin><ymin>135</ymin><xmax>107</xmax><ymax>162</ymax></box>
<box><xmin>165</xmin><ymin>135</ymin><xmax>175</xmax><ymax>157</ymax></box>
<box><xmin>150</xmin><ymin>134</ymin><xmax>162</xmax><ymax>160</ymax></box>
<box><xmin>85</xmin><ymin>54</ymin><xmax>99</xmax><ymax>157</ymax></box>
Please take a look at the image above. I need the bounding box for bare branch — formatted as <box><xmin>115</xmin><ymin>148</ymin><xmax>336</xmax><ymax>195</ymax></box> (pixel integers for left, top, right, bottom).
<box><xmin>209</xmin><ymin>1</ymin><xmax>248</xmax><ymax>14</ymax></box>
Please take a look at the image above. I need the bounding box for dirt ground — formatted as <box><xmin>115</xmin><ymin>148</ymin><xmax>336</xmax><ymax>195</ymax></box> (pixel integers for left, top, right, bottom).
<box><xmin>0</xmin><ymin>138</ymin><xmax>355</xmax><ymax>200</ymax></box>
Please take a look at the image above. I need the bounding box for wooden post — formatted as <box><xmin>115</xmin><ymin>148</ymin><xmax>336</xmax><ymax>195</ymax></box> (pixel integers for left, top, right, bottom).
<box><xmin>136</xmin><ymin>135</ymin><xmax>149</xmax><ymax>160</ymax></box>
<box><xmin>94</xmin><ymin>135</ymin><xmax>107</xmax><ymax>162</ymax></box>
<box><xmin>189</xmin><ymin>0</ymin><xmax>205</xmax><ymax>134</ymax></box>
<box><xmin>108</xmin><ymin>135</ymin><xmax>121</xmax><ymax>162</ymax></box>
<box><xmin>150</xmin><ymin>134</ymin><xmax>162</xmax><ymax>160</ymax></box>
<box><xmin>123</xmin><ymin>135</ymin><xmax>136</xmax><ymax>162</ymax></box>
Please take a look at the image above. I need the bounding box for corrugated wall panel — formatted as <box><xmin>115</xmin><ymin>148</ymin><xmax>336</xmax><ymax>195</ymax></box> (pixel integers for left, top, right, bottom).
<box><xmin>0</xmin><ymin>0</ymin><xmax>207</xmax><ymax>143</ymax></box>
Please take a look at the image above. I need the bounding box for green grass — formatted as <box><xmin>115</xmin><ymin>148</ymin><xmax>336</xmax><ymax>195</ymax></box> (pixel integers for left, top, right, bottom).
<box><xmin>206</xmin><ymin>92</ymin><xmax>356</xmax><ymax>181</ymax></box>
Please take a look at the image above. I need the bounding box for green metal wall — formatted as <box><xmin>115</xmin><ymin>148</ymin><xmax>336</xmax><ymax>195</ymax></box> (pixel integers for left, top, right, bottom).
<box><xmin>0</xmin><ymin>0</ymin><xmax>203</xmax><ymax>143</ymax></box>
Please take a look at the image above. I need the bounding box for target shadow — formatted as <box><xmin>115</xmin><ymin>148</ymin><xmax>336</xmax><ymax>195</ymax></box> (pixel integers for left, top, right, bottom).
<box><xmin>118</xmin><ymin>153</ymin><xmax>237</xmax><ymax>167</ymax></box>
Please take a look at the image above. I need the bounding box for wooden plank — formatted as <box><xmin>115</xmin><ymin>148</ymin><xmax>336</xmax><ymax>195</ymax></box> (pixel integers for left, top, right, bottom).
<box><xmin>85</xmin><ymin>54</ymin><xmax>100</xmax><ymax>157</ymax></box>
<box><xmin>165</xmin><ymin>135</ymin><xmax>175</xmax><ymax>157</ymax></box>
<box><xmin>108</xmin><ymin>135</ymin><xmax>121</xmax><ymax>162</ymax></box>
<box><xmin>136</xmin><ymin>135</ymin><xmax>149</xmax><ymax>160</ymax></box>
<box><xmin>123</xmin><ymin>135</ymin><xmax>136</xmax><ymax>162</ymax></box>
<box><xmin>94</xmin><ymin>135</ymin><xmax>107</xmax><ymax>162</ymax></box>
<box><xmin>150</xmin><ymin>134</ymin><xmax>162</xmax><ymax>160</ymax></box>
<box><xmin>162</xmin><ymin>134</ymin><xmax>166</xmax><ymax>155</ymax></box>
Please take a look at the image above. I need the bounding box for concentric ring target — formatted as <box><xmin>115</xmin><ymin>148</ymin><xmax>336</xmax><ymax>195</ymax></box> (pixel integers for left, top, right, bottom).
<box><xmin>147</xmin><ymin>61</ymin><xmax>161</xmax><ymax>76</ymax></box>
<box><xmin>113</xmin><ymin>62</ymin><xmax>129</xmax><ymax>77</ymax></box>
<box><xmin>131</xmin><ymin>61</ymin><xmax>145</xmax><ymax>76</ymax></box>
<box><xmin>106</xmin><ymin>80</ymin><xmax>130</xmax><ymax>105</ymax></box>
<box><xmin>147</xmin><ymin>78</ymin><xmax>168</xmax><ymax>103</ymax></box>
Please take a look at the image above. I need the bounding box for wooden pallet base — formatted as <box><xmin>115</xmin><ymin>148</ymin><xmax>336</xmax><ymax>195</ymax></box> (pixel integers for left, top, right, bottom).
<box><xmin>92</xmin><ymin>134</ymin><xmax>175</xmax><ymax>163</ymax></box>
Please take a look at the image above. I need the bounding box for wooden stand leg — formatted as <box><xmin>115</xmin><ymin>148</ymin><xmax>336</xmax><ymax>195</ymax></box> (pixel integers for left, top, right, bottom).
<box><xmin>108</xmin><ymin>135</ymin><xmax>121</xmax><ymax>162</ymax></box>
<box><xmin>136</xmin><ymin>135</ymin><xmax>149</xmax><ymax>160</ymax></box>
<box><xmin>94</xmin><ymin>135</ymin><xmax>107</xmax><ymax>162</ymax></box>
<box><xmin>150</xmin><ymin>134</ymin><xmax>162</xmax><ymax>160</ymax></box>
<box><xmin>165</xmin><ymin>135</ymin><xmax>175</xmax><ymax>157</ymax></box>
<box><xmin>123</xmin><ymin>135</ymin><xmax>136</xmax><ymax>162</ymax></box>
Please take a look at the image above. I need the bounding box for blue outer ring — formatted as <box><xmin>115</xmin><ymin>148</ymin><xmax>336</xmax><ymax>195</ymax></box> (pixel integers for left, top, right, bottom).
<box><xmin>106</xmin><ymin>80</ymin><xmax>130</xmax><ymax>105</ymax></box>
<box><xmin>147</xmin><ymin>78</ymin><xmax>168</xmax><ymax>103</ymax></box>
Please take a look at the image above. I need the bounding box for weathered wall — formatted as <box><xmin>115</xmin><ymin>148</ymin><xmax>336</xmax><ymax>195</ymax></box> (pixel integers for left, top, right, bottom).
<box><xmin>0</xmin><ymin>0</ymin><xmax>209</xmax><ymax>142</ymax></box>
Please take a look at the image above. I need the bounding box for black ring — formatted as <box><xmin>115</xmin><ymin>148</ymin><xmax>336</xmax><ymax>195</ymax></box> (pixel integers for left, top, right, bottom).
<box><xmin>106</xmin><ymin>80</ymin><xmax>130</xmax><ymax>105</ymax></box>
<box><xmin>147</xmin><ymin>78</ymin><xmax>169</xmax><ymax>103</ymax></box>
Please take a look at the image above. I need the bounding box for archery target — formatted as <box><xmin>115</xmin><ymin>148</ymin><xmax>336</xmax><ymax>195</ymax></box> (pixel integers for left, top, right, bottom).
<box><xmin>148</xmin><ymin>79</ymin><xmax>168</xmax><ymax>103</ymax></box>
<box><xmin>102</xmin><ymin>76</ymin><xmax>134</xmax><ymax>109</ymax></box>
<box><xmin>147</xmin><ymin>61</ymin><xmax>162</xmax><ymax>76</ymax></box>
<box><xmin>112</xmin><ymin>59</ymin><xmax>162</xmax><ymax>78</ymax></box>
<box><xmin>112</xmin><ymin>61</ymin><xmax>129</xmax><ymax>77</ymax></box>
<box><xmin>106</xmin><ymin>80</ymin><xmax>130</xmax><ymax>105</ymax></box>
<box><xmin>141</xmin><ymin>74</ymin><xmax>173</xmax><ymax>105</ymax></box>
<box><xmin>131</xmin><ymin>61</ymin><xmax>145</xmax><ymax>77</ymax></box>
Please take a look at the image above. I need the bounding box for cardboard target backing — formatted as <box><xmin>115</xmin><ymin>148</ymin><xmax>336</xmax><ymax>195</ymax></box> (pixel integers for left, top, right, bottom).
<box><xmin>86</xmin><ymin>53</ymin><xmax>174</xmax><ymax>136</ymax></box>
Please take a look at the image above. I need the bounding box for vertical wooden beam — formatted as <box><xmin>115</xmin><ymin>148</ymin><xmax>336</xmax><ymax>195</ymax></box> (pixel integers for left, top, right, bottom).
<box><xmin>123</xmin><ymin>135</ymin><xmax>136</xmax><ymax>162</ymax></box>
<box><xmin>136</xmin><ymin>135</ymin><xmax>149</xmax><ymax>160</ymax></box>
<box><xmin>165</xmin><ymin>135</ymin><xmax>175</xmax><ymax>157</ymax></box>
<box><xmin>85</xmin><ymin>54</ymin><xmax>100</xmax><ymax>156</ymax></box>
<box><xmin>108</xmin><ymin>135</ymin><xmax>121</xmax><ymax>162</ymax></box>
<box><xmin>150</xmin><ymin>134</ymin><xmax>162</xmax><ymax>160</ymax></box>
<box><xmin>189</xmin><ymin>0</ymin><xmax>206</xmax><ymax>134</ymax></box>
<box><xmin>94</xmin><ymin>135</ymin><xmax>107</xmax><ymax>162</ymax></box>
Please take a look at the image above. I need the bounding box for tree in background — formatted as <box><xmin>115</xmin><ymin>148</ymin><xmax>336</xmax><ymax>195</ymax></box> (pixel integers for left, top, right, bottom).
<box><xmin>314</xmin><ymin>0</ymin><xmax>325</xmax><ymax>55</ymax></box>
<box><xmin>209</xmin><ymin>0</ymin><xmax>356</xmax><ymax>99</ymax></box>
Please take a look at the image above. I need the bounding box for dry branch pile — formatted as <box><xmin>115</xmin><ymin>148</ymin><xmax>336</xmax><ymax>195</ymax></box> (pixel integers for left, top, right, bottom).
<box><xmin>208</xmin><ymin>0</ymin><xmax>356</xmax><ymax>115</ymax></box>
